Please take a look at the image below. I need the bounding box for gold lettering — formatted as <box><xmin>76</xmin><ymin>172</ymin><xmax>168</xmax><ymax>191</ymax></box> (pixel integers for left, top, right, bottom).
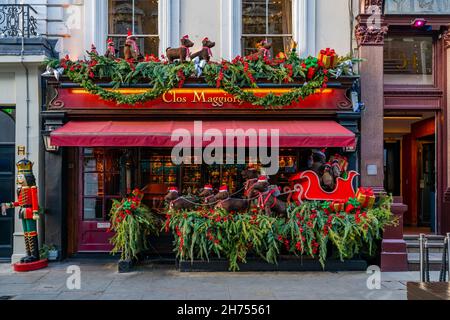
<box><xmin>162</xmin><ymin>91</ymin><xmax>173</xmax><ymax>103</ymax></box>
<box><xmin>193</xmin><ymin>91</ymin><xmax>206</xmax><ymax>103</ymax></box>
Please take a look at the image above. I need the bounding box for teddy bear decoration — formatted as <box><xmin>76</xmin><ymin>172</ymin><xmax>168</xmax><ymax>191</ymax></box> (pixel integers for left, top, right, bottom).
<box><xmin>124</xmin><ymin>30</ymin><xmax>141</xmax><ymax>60</ymax></box>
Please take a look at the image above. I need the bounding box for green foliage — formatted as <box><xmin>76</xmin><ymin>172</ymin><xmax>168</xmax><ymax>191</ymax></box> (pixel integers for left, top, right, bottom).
<box><xmin>109</xmin><ymin>190</ymin><xmax>159</xmax><ymax>261</ymax></box>
<box><xmin>165</xmin><ymin>196</ymin><xmax>396</xmax><ymax>271</ymax></box>
<box><xmin>45</xmin><ymin>49</ymin><xmax>358</xmax><ymax>109</ymax></box>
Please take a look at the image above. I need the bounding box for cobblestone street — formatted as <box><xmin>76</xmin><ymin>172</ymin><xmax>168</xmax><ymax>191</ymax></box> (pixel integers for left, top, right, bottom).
<box><xmin>0</xmin><ymin>260</ymin><xmax>436</xmax><ymax>300</ymax></box>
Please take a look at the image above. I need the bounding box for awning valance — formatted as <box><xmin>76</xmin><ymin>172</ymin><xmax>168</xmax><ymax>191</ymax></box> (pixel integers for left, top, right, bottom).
<box><xmin>50</xmin><ymin>120</ymin><xmax>356</xmax><ymax>148</ymax></box>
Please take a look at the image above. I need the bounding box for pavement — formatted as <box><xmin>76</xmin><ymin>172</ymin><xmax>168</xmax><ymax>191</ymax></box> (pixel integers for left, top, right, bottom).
<box><xmin>0</xmin><ymin>259</ymin><xmax>441</xmax><ymax>300</ymax></box>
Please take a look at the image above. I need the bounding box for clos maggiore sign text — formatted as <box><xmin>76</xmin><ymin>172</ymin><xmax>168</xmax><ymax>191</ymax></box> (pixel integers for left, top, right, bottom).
<box><xmin>50</xmin><ymin>87</ymin><xmax>348</xmax><ymax>110</ymax></box>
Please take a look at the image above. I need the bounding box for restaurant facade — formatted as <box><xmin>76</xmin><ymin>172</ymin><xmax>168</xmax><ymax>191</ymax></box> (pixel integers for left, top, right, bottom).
<box><xmin>2</xmin><ymin>0</ymin><xmax>450</xmax><ymax>271</ymax></box>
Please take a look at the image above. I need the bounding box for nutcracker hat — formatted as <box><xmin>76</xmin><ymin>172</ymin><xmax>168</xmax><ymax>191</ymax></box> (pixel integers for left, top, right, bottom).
<box><xmin>219</xmin><ymin>185</ymin><xmax>228</xmax><ymax>192</ymax></box>
<box><xmin>168</xmin><ymin>186</ymin><xmax>179</xmax><ymax>193</ymax></box>
<box><xmin>204</xmin><ymin>184</ymin><xmax>213</xmax><ymax>191</ymax></box>
<box><xmin>16</xmin><ymin>158</ymin><xmax>33</xmax><ymax>174</ymax></box>
<box><xmin>107</xmin><ymin>38</ymin><xmax>114</xmax><ymax>45</ymax></box>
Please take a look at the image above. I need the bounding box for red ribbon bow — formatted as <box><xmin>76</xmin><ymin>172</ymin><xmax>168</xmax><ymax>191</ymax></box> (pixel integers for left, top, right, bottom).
<box><xmin>359</xmin><ymin>187</ymin><xmax>374</xmax><ymax>197</ymax></box>
<box><xmin>320</xmin><ymin>48</ymin><xmax>336</xmax><ymax>56</ymax></box>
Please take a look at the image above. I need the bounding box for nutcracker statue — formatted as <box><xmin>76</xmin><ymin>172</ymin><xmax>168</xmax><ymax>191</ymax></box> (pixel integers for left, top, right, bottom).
<box><xmin>1</xmin><ymin>159</ymin><xmax>47</xmax><ymax>271</ymax></box>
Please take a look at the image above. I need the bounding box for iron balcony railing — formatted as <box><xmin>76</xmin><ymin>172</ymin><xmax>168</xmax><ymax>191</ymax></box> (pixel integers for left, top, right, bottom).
<box><xmin>0</xmin><ymin>4</ymin><xmax>38</xmax><ymax>38</ymax></box>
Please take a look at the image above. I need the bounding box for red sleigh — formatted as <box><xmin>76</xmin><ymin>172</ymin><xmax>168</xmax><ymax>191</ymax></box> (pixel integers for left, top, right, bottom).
<box><xmin>289</xmin><ymin>170</ymin><xmax>359</xmax><ymax>205</ymax></box>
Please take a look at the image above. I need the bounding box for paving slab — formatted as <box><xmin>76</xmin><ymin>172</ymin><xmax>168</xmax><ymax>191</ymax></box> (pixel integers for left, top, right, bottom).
<box><xmin>0</xmin><ymin>261</ymin><xmax>431</xmax><ymax>300</ymax></box>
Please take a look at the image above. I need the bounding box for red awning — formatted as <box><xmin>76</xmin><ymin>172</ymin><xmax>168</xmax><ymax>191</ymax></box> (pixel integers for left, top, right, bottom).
<box><xmin>50</xmin><ymin>120</ymin><xmax>356</xmax><ymax>148</ymax></box>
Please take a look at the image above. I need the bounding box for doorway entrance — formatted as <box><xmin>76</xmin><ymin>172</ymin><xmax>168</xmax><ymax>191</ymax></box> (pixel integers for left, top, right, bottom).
<box><xmin>384</xmin><ymin>112</ymin><xmax>436</xmax><ymax>234</ymax></box>
<box><xmin>0</xmin><ymin>109</ymin><xmax>15</xmax><ymax>260</ymax></box>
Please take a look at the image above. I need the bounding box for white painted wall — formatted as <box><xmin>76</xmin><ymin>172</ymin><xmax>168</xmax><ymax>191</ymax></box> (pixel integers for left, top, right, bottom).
<box><xmin>19</xmin><ymin>0</ymin><xmax>358</xmax><ymax>60</ymax></box>
<box><xmin>0</xmin><ymin>64</ymin><xmax>43</xmax><ymax>263</ymax></box>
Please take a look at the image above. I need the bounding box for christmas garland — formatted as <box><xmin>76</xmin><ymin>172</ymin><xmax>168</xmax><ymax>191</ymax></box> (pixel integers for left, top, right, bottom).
<box><xmin>45</xmin><ymin>49</ymin><xmax>359</xmax><ymax>109</ymax></box>
<box><xmin>165</xmin><ymin>195</ymin><xmax>396</xmax><ymax>271</ymax></box>
<box><xmin>109</xmin><ymin>188</ymin><xmax>159</xmax><ymax>261</ymax></box>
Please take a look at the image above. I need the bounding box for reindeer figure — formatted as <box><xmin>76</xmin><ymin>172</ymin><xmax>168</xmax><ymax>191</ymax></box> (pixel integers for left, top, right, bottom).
<box><xmin>164</xmin><ymin>187</ymin><xmax>197</xmax><ymax>211</ymax></box>
<box><xmin>248</xmin><ymin>176</ymin><xmax>287</xmax><ymax>217</ymax></box>
<box><xmin>214</xmin><ymin>186</ymin><xmax>250</xmax><ymax>213</ymax></box>
<box><xmin>241</xmin><ymin>165</ymin><xmax>259</xmax><ymax>197</ymax></box>
<box><xmin>198</xmin><ymin>184</ymin><xmax>218</xmax><ymax>208</ymax></box>
<box><xmin>166</xmin><ymin>35</ymin><xmax>195</xmax><ymax>63</ymax></box>
<box><xmin>190</xmin><ymin>37</ymin><xmax>215</xmax><ymax>63</ymax></box>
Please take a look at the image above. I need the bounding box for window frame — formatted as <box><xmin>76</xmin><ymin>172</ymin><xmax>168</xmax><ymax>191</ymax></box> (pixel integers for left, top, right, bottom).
<box><xmin>240</xmin><ymin>0</ymin><xmax>294</xmax><ymax>56</ymax></box>
<box><xmin>107</xmin><ymin>0</ymin><xmax>160</xmax><ymax>56</ymax></box>
<box><xmin>383</xmin><ymin>29</ymin><xmax>441</xmax><ymax>89</ymax></box>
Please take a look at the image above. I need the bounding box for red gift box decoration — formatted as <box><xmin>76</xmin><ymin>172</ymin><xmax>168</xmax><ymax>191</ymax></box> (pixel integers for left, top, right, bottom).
<box><xmin>355</xmin><ymin>187</ymin><xmax>375</xmax><ymax>209</ymax></box>
<box><xmin>318</xmin><ymin>48</ymin><xmax>338</xmax><ymax>69</ymax></box>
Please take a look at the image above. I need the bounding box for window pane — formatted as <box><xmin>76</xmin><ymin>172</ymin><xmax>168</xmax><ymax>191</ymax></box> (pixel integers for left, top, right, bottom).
<box><xmin>140</xmin><ymin>37</ymin><xmax>159</xmax><ymax>56</ymax></box>
<box><xmin>83</xmin><ymin>198</ymin><xmax>103</xmax><ymax>220</ymax></box>
<box><xmin>384</xmin><ymin>36</ymin><xmax>433</xmax><ymax>85</ymax></box>
<box><xmin>134</xmin><ymin>0</ymin><xmax>159</xmax><ymax>35</ymax></box>
<box><xmin>105</xmin><ymin>174</ymin><xmax>121</xmax><ymax>196</ymax></box>
<box><xmin>242</xmin><ymin>36</ymin><xmax>266</xmax><ymax>56</ymax></box>
<box><xmin>385</xmin><ymin>0</ymin><xmax>450</xmax><ymax>14</ymax></box>
<box><xmin>242</xmin><ymin>0</ymin><xmax>267</xmax><ymax>34</ymax></box>
<box><xmin>242</xmin><ymin>36</ymin><xmax>290</xmax><ymax>57</ymax></box>
<box><xmin>84</xmin><ymin>173</ymin><xmax>103</xmax><ymax>196</ymax></box>
<box><xmin>109</xmin><ymin>0</ymin><xmax>133</xmax><ymax>34</ymax></box>
<box><xmin>268</xmin><ymin>0</ymin><xmax>291</xmax><ymax>35</ymax></box>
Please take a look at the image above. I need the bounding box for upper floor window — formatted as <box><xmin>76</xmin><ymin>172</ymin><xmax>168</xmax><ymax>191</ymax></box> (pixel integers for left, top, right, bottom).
<box><xmin>108</xmin><ymin>0</ymin><xmax>159</xmax><ymax>57</ymax></box>
<box><xmin>384</xmin><ymin>35</ymin><xmax>434</xmax><ymax>85</ymax></box>
<box><xmin>385</xmin><ymin>0</ymin><xmax>450</xmax><ymax>14</ymax></box>
<box><xmin>241</xmin><ymin>0</ymin><xmax>292</xmax><ymax>56</ymax></box>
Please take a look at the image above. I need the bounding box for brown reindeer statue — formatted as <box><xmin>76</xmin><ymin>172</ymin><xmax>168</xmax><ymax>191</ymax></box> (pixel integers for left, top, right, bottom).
<box><xmin>165</xmin><ymin>186</ymin><xmax>197</xmax><ymax>211</ymax></box>
<box><xmin>198</xmin><ymin>184</ymin><xmax>218</xmax><ymax>208</ymax></box>
<box><xmin>166</xmin><ymin>35</ymin><xmax>195</xmax><ymax>63</ymax></box>
<box><xmin>214</xmin><ymin>185</ymin><xmax>250</xmax><ymax>213</ymax></box>
<box><xmin>241</xmin><ymin>165</ymin><xmax>259</xmax><ymax>197</ymax></box>
<box><xmin>248</xmin><ymin>176</ymin><xmax>287</xmax><ymax>217</ymax></box>
<box><xmin>190</xmin><ymin>37</ymin><xmax>215</xmax><ymax>63</ymax></box>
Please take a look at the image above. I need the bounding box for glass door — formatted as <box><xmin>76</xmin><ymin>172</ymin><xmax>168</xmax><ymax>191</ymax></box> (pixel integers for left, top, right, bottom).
<box><xmin>78</xmin><ymin>148</ymin><xmax>124</xmax><ymax>252</ymax></box>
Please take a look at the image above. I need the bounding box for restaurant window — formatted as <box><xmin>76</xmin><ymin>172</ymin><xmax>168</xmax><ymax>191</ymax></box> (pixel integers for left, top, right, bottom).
<box><xmin>82</xmin><ymin>148</ymin><xmax>125</xmax><ymax>221</ymax></box>
<box><xmin>241</xmin><ymin>0</ymin><xmax>293</xmax><ymax>56</ymax></box>
<box><xmin>384</xmin><ymin>35</ymin><xmax>434</xmax><ymax>85</ymax></box>
<box><xmin>108</xmin><ymin>0</ymin><xmax>159</xmax><ymax>57</ymax></box>
<box><xmin>385</xmin><ymin>0</ymin><xmax>450</xmax><ymax>14</ymax></box>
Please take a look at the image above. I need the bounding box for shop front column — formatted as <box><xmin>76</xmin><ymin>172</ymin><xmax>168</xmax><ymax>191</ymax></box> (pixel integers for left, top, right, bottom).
<box><xmin>443</xmin><ymin>28</ymin><xmax>450</xmax><ymax>234</ymax></box>
<box><xmin>355</xmin><ymin>10</ymin><xmax>408</xmax><ymax>271</ymax></box>
<box><xmin>42</xmin><ymin>113</ymin><xmax>66</xmax><ymax>260</ymax></box>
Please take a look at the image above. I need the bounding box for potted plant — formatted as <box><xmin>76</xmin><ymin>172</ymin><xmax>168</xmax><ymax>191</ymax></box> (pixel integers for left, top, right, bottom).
<box><xmin>47</xmin><ymin>245</ymin><xmax>58</xmax><ymax>261</ymax></box>
<box><xmin>109</xmin><ymin>188</ymin><xmax>159</xmax><ymax>273</ymax></box>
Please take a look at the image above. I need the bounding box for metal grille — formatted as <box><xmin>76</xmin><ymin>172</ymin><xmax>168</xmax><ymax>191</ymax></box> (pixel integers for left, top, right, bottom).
<box><xmin>0</xmin><ymin>4</ymin><xmax>38</xmax><ymax>38</ymax></box>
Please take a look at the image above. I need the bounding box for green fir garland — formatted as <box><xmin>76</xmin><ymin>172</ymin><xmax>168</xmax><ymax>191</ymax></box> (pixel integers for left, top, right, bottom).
<box><xmin>45</xmin><ymin>49</ymin><xmax>358</xmax><ymax>109</ymax></box>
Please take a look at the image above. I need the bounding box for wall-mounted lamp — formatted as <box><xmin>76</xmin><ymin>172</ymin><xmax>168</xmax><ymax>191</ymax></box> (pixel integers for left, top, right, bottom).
<box><xmin>42</xmin><ymin>125</ymin><xmax>60</xmax><ymax>153</ymax></box>
<box><xmin>411</xmin><ymin>18</ymin><xmax>427</xmax><ymax>28</ymax></box>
